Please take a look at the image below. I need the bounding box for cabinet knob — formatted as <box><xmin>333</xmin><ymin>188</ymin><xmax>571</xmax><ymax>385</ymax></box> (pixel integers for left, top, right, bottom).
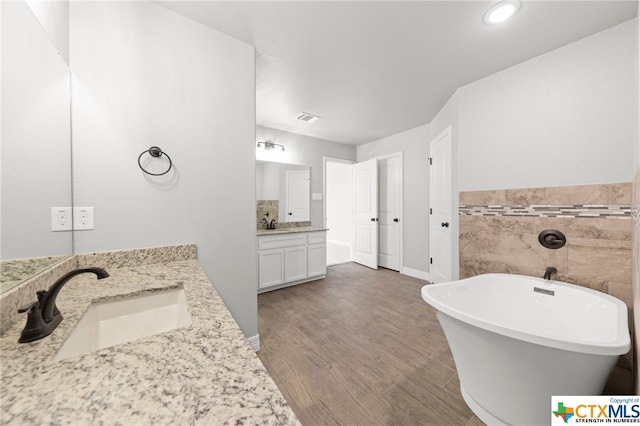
<box><xmin>393</xmin><ymin>218</ymin><xmax>399</xmax><ymax>222</ymax></box>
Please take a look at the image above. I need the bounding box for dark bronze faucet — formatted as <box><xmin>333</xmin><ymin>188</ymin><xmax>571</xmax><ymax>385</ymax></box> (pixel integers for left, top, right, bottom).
<box><xmin>543</xmin><ymin>266</ymin><xmax>557</xmax><ymax>281</ymax></box>
<box><xmin>17</xmin><ymin>267</ymin><xmax>109</xmax><ymax>343</ymax></box>
<box><xmin>262</xmin><ymin>217</ymin><xmax>277</xmax><ymax>230</ymax></box>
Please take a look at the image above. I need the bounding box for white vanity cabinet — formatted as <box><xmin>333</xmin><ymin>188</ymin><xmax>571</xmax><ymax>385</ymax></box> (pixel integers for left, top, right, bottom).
<box><xmin>257</xmin><ymin>231</ymin><xmax>326</xmax><ymax>292</ymax></box>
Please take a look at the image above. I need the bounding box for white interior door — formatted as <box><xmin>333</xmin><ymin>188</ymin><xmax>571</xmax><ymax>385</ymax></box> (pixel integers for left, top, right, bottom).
<box><xmin>352</xmin><ymin>158</ymin><xmax>378</xmax><ymax>269</ymax></box>
<box><xmin>378</xmin><ymin>154</ymin><xmax>401</xmax><ymax>271</ymax></box>
<box><xmin>285</xmin><ymin>170</ymin><xmax>310</xmax><ymax>221</ymax></box>
<box><xmin>429</xmin><ymin>126</ymin><xmax>453</xmax><ymax>283</ymax></box>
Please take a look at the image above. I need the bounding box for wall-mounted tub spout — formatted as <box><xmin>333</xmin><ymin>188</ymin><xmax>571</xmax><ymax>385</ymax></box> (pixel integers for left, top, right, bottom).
<box><xmin>543</xmin><ymin>266</ymin><xmax>557</xmax><ymax>280</ymax></box>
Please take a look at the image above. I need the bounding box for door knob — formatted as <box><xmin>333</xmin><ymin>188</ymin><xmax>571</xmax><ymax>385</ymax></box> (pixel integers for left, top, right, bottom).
<box><xmin>393</xmin><ymin>218</ymin><xmax>399</xmax><ymax>222</ymax></box>
<box><xmin>288</xmin><ymin>212</ymin><xmax>292</xmax><ymax>215</ymax></box>
<box><xmin>441</xmin><ymin>222</ymin><xmax>450</xmax><ymax>228</ymax></box>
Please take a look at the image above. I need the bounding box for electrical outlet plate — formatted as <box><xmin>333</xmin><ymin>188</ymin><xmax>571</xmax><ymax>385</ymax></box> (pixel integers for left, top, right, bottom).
<box><xmin>51</xmin><ymin>207</ymin><xmax>72</xmax><ymax>231</ymax></box>
<box><xmin>73</xmin><ymin>207</ymin><xmax>94</xmax><ymax>230</ymax></box>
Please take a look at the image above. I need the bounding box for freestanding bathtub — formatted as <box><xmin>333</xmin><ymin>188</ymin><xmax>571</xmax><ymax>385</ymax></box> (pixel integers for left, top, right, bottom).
<box><xmin>421</xmin><ymin>273</ymin><xmax>630</xmax><ymax>426</ymax></box>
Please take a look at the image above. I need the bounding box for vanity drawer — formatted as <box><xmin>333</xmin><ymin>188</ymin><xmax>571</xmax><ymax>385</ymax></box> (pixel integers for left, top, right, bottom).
<box><xmin>258</xmin><ymin>234</ymin><xmax>307</xmax><ymax>250</ymax></box>
<box><xmin>307</xmin><ymin>232</ymin><xmax>326</xmax><ymax>245</ymax></box>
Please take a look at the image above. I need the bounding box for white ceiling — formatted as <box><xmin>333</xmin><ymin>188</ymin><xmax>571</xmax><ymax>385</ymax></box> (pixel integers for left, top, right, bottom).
<box><xmin>155</xmin><ymin>1</ymin><xmax>637</xmax><ymax>145</ymax></box>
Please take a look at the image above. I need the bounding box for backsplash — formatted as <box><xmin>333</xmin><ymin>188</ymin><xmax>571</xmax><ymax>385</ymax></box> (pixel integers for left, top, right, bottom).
<box><xmin>256</xmin><ymin>200</ymin><xmax>311</xmax><ymax>230</ymax></box>
<box><xmin>256</xmin><ymin>200</ymin><xmax>279</xmax><ymax>229</ymax></box>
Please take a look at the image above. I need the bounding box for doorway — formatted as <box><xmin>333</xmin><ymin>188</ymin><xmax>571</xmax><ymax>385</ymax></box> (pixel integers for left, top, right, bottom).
<box><xmin>324</xmin><ymin>157</ymin><xmax>353</xmax><ymax>266</ymax></box>
<box><xmin>324</xmin><ymin>154</ymin><xmax>403</xmax><ymax>270</ymax></box>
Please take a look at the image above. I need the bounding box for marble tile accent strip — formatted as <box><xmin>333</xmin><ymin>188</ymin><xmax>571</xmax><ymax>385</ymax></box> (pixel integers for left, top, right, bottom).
<box><xmin>76</xmin><ymin>244</ymin><xmax>197</xmax><ymax>269</ymax></box>
<box><xmin>460</xmin><ymin>204</ymin><xmax>631</xmax><ymax>219</ymax></box>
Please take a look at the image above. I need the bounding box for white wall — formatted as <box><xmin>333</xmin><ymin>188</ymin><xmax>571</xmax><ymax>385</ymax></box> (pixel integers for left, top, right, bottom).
<box><xmin>256</xmin><ymin>125</ymin><xmax>356</xmax><ymax>227</ymax></box>
<box><xmin>1</xmin><ymin>1</ymin><xmax>72</xmax><ymax>259</ymax></box>
<box><xmin>256</xmin><ymin>163</ymin><xmax>281</xmax><ymax>201</ymax></box>
<box><xmin>357</xmin><ymin>124</ymin><xmax>431</xmax><ymax>274</ymax></box>
<box><xmin>25</xmin><ymin>0</ymin><xmax>69</xmax><ymax>64</ymax></box>
<box><xmin>358</xmin><ymin>18</ymin><xmax>636</xmax><ymax>279</ymax></box>
<box><xmin>70</xmin><ymin>2</ymin><xmax>257</xmax><ymax>338</ymax></box>
<box><xmin>458</xmin><ymin>19</ymin><xmax>637</xmax><ymax>191</ymax></box>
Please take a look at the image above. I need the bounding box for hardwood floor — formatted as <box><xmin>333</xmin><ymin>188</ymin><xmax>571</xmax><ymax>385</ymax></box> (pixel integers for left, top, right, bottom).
<box><xmin>257</xmin><ymin>262</ymin><xmax>632</xmax><ymax>426</ymax></box>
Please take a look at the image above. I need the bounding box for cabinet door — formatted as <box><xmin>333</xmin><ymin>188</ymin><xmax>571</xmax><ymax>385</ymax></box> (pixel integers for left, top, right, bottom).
<box><xmin>308</xmin><ymin>243</ymin><xmax>327</xmax><ymax>277</ymax></box>
<box><xmin>258</xmin><ymin>248</ymin><xmax>285</xmax><ymax>289</ymax></box>
<box><xmin>284</xmin><ymin>246</ymin><xmax>307</xmax><ymax>282</ymax></box>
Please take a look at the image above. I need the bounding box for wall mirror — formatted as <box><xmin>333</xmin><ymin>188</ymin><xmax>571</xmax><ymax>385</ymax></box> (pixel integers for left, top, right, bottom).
<box><xmin>256</xmin><ymin>161</ymin><xmax>311</xmax><ymax>224</ymax></box>
<box><xmin>1</xmin><ymin>1</ymin><xmax>73</xmax><ymax>294</ymax></box>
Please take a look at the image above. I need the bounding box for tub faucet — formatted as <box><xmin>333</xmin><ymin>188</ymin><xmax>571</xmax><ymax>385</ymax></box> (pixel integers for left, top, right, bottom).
<box><xmin>543</xmin><ymin>266</ymin><xmax>557</xmax><ymax>281</ymax></box>
<box><xmin>17</xmin><ymin>267</ymin><xmax>109</xmax><ymax>343</ymax></box>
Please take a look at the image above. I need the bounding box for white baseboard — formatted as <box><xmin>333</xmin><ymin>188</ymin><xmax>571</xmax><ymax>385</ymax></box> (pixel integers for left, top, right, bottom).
<box><xmin>400</xmin><ymin>266</ymin><xmax>432</xmax><ymax>282</ymax></box>
<box><xmin>327</xmin><ymin>239</ymin><xmax>350</xmax><ymax>247</ymax></box>
<box><xmin>247</xmin><ymin>333</ymin><xmax>260</xmax><ymax>352</ymax></box>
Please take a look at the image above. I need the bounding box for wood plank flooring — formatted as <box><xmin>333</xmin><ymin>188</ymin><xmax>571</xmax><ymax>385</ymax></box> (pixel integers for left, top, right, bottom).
<box><xmin>257</xmin><ymin>262</ymin><xmax>632</xmax><ymax>426</ymax></box>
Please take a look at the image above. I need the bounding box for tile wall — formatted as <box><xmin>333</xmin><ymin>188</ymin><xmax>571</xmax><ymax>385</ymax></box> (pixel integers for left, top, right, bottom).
<box><xmin>633</xmin><ymin>170</ymin><xmax>640</xmax><ymax>391</ymax></box>
<box><xmin>459</xmin><ymin>182</ymin><xmax>633</xmax><ymax>368</ymax></box>
<box><xmin>256</xmin><ymin>200</ymin><xmax>279</xmax><ymax>230</ymax></box>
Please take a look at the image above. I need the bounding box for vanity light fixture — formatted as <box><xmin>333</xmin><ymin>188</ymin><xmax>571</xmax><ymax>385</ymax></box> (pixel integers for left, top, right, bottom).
<box><xmin>256</xmin><ymin>140</ymin><xmax>285</xmax><ymax>151</ymax></box>
<box><xmin>483</xmin><ymin>0</ymin><xmax>521</xmax><ymax>25</ymax></box>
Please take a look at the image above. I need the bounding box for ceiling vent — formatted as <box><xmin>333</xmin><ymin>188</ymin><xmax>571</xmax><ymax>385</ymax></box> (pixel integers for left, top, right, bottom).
<box><xmin>296</xmin><ymin>112</ymin><xmax>321</xmax><ymax>123</ymax></box>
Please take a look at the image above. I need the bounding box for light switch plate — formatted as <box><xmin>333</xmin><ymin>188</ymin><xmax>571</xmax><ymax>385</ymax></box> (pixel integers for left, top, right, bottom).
<box><xmin>312</xmin><ymin>193</ymin><xmax>323</xmax><ymax>201</ymax></box>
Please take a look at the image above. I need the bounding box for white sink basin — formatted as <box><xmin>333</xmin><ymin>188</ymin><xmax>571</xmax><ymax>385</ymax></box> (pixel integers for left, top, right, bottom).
<box><xmin>55</xmin><ymin>287</ymin><xmax>192</xmax><ymax>361</ymax></box>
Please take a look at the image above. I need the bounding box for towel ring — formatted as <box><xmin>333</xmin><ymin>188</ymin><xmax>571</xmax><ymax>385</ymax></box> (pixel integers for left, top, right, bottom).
<box><xmin>138</xmin><ymin>146</ymin><xmax>172</xmax><ymax>176</ymax></box>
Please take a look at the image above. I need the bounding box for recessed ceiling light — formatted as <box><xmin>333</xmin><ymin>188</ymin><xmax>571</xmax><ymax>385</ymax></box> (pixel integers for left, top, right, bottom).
<box><xmin>483</xmin><ymin>0</ymin><xmax>521</xmax><ymax>25</ymax></box>
<box><xmin>296</xmin><ymin>112</ymin><xmax>321</xmax><ymax>123</ymax></box>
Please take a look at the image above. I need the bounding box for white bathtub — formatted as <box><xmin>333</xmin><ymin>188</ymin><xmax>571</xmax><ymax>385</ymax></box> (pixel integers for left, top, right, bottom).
<box><xmin>421</xmin><ymin>273</ymin><xmax>630</xmax><ymax>426</ymax></box>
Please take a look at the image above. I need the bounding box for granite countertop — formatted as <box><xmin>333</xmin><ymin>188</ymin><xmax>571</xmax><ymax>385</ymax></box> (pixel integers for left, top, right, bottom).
<box><xmin>256</xmin><ymin>226</ymin><xmax>328</xmax><ymax>236</ymax></box>
<box><xmin>0</xmin><ymin>259</ymin><xmax>299</xmax><ymax>425</ymax></box>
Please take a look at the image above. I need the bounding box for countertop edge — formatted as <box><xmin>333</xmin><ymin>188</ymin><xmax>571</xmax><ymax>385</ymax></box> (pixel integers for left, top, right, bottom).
<box><xmin>257</xmin><ymin>227</ymin><xmax>328</xmax><ymax>236</ymax></box>
<box><xmin>0</xmin><ymin>255</ymin><xmax>299</xmax><ymax>425</ymax></box>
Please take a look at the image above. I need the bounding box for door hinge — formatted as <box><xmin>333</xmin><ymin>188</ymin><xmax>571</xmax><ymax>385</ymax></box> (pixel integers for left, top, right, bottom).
<box><xmin>428</xmin><ymin>157</ymin><xmax>433</xmax><ymax>165</ymax></box>
<box><xmin>430</xmin><ymin>257</ymin><xmax>433</xmax><ymax>265</ymax></box>
<box><xmin>429</xmin><ymin>208</ymin><xmax>432</xmax><ymax>214</ymax></box>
